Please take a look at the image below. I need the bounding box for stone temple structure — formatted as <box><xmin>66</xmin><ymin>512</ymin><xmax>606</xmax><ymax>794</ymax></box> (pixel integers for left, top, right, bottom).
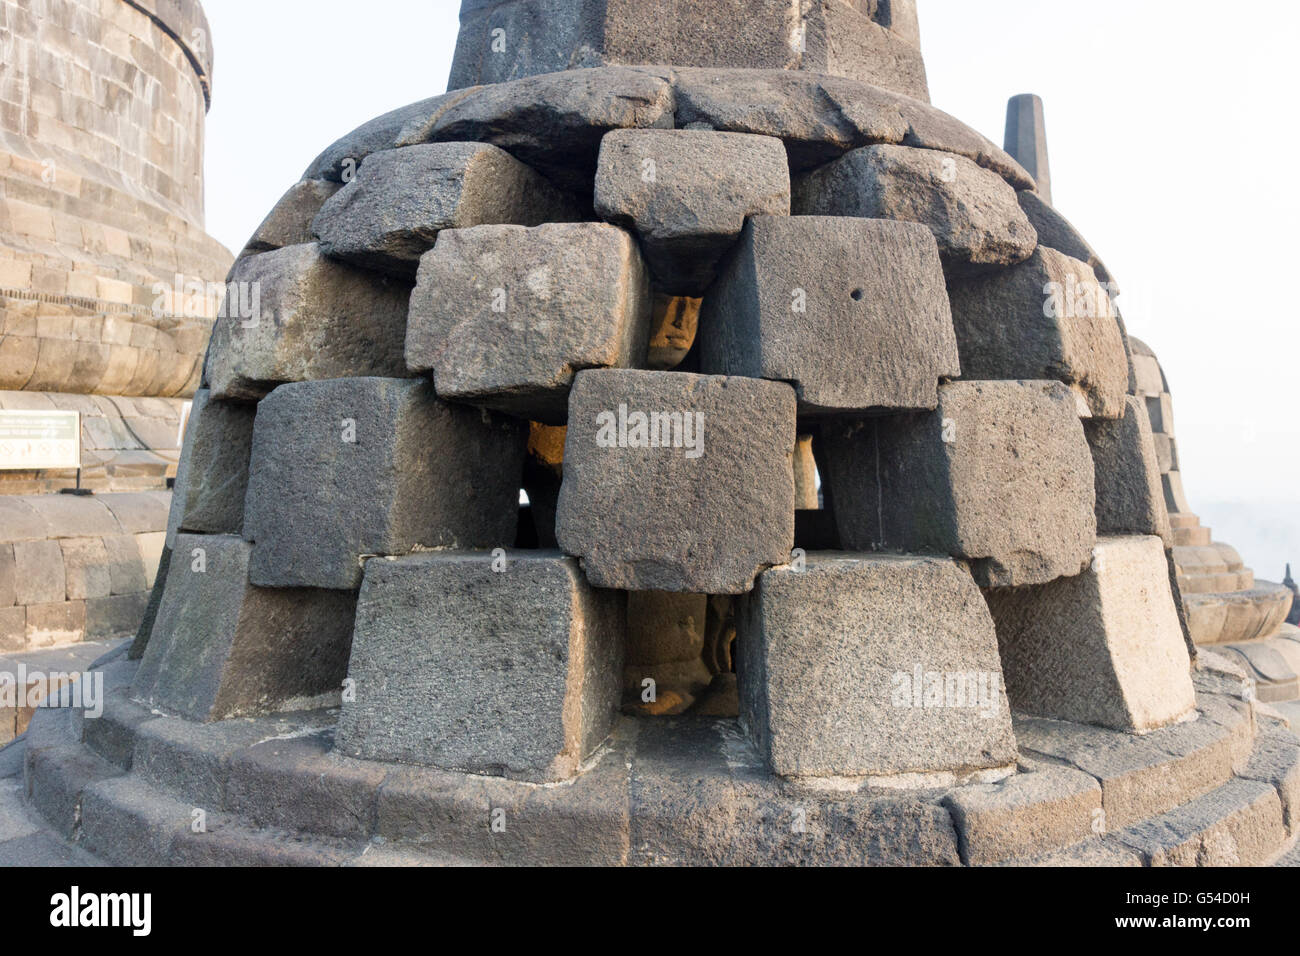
<box><xmin>17</xmin><ymin>0</ymin><xmax>1300</xmax><ymax>866</ymax></box>
<box><xmin>0</xmin><ymin>0</ymin><xmax>232</xmax><ymax>651</ymax></box>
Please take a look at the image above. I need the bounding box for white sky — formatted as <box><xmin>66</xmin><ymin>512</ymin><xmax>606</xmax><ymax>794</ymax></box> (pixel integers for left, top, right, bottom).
<box><xmin>201</xmin><ymin>0</ymin><xmax>1300</xmax><ymax>580</ymax></box>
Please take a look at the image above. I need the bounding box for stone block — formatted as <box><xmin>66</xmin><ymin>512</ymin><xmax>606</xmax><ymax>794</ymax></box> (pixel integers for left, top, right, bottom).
<box><xmin>165</xmin><ymin>389</ymin><xmax>256</xmax><ymax>548</ymax></box>
<box><xmin>25</xmin><ymin>601</ymin><xmax>84</xmax><ymax>648</ymax></box>
<box><xmin>1085</xmin><ymin>395</ymin><xmax>1170</xmax><ymax>542</ymax></box>
<box><xmin>103</xmin><ymin>534</ymin><xmax>147</xmax><ymax>595</ymax></box>
<box><xmin>555</xmin><ymin>369</ymin><xmax>796</xmax><ymax>593</ymax></box>
<box><xmin>13</xmin><ymin>539</ymin><xmax>66</xmax><ymax>605</ymax></box>
<box><xmin>335</xmin><ymin>551</ymin><xmax>623</xmax><ymax>783</ymax></box>
<box><xmin>738</xmin><ymin>553</ymin><xmax>1017</xmax><ymax>779</ymax></box>
<box><xmin>1016</xmin><ymin>191</ymin><xmax>1116</xmax><ymax>287</ymax></box>
<box><xmin>0</xmin><ymin>607</ymin><xmax>24</xmax><ymax>652</ymax></box>
<box><xmin>987</xmin><ymin>535</ymin><xmax>1196</xmax><ymax>733</ymax></box>
<box><xmin>793</xmin><ymin>145</ymin><xmax>1036</xmax><ymax>272</ymax></box>
<box><xmin>131</xmin><ymin>536</ymin><xmax>358</xmax><ymax>722</ymax></box>
<box><xmin>943</xmin><ymin>765</ymin><xmax>1102</xmax><ymax>865</ymax></box>
<box><xmin>819</xmin><ymin>380</ymin><xmax>1096</xmax><ymax>587</ymax></box>
<box><xmin>406</xmin><ymin>222</ymin><xmax>652</xmax><ymax>424</ymax></box>
<box><xmin>85</xmin><ymin>592</ymin><xmax>149</xmax><ymax>641</ymax></box>
<box><xmin>0</xmin><ymin>543</ymin><xmax>14</xmax><ymax>607</ymax></box>
<box><xmin>206</xmin><ymin>243</ymin><xmax>413</xmax><ymax>401</ymax></box>
<box><xmin>699</xmin><ymin>216</ymin><xmax>959</xmax><ymax>414</ymax></box>
<box><xmin>243</xmin><ymin>377</ymin><xmax>527</xmax><ymax>590</ymax></box>
<box><xmin>946</xmin><ymin>247</ymin><xmax>1129</xmax><ymax>418</ymax></box>
<box><xmin>313</xmin><ymin>142</ymin><xmax>579</xmax><ymax>277</ymax></box>
<box><xmin>58</xmin><ymin>537</ymin><xmax>112</xmax><ymax>600</ymax></box>
<box><xmin>593</xmin><ymin>129</ymin><xmax>790</xmax><ymax>293</ymax></box>
<box><xmin>240</xmin><ymin>180</ymin><xmax>342</xmax><ymax>256</ymax></box>
<box><xmin>447</xmin><ymin>0</ymin><xmax>930</xmax><ymax>101</ymax></box>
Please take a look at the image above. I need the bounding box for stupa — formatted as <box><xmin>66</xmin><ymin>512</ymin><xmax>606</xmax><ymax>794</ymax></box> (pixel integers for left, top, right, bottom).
<box><xmin>19</xmin><ymin>0</ymin><xmax>1300</xmax><ymax>866</ymax></box>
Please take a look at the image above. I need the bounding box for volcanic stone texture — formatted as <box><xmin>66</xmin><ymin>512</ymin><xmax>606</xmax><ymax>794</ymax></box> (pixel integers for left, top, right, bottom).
<box><xmin>164</xmin><ymin>389</ymin><xmax>255</xmax><ymax>549</ymax></box>
<box><xmin>593</xmin><ymin>129</ymin><xmax>791</xmax><ymax>293</ymax></box>
<box><xmin>335</xmin><ymin>551</ymin><xmax>623</xmax><ymax>783</ymax></box>
<box><xmin>792</xmin><ymin>145</ymin><xmax>1037</xmax><ymax>272</ymax></box>
<box><xmin>1084</xmin><ymin>396</ymin><xmax>1170</xmax><ymax>543</ymax></box>
<box><xmin>556</xmin><ymin>369</ymin><xmax>796</xmax><ymax>594</ymax></box>
<box><xmin>132</xmin><ymin>535</ymin><xmax>358</xmax><ymax>723</ymax></box>
<box><xmin>738</xmin><ymin>553</ymin><xmax>1017</xmax><ymax>779</ymax></box>
<box><xmin>986</xmin><ymin>535</ymin><xmax>1197</xmax><ymax>733</ymax></box>
<box><xmin>239</xmin><ymin>180</ymin><xmax>342</xmax><ymax>259</ymax></box>
<box><xmin>946</xmin><ymin>246</ymin><xmax>1129</xmax><ymax>419</ymax></box>
<box><xmin>312</xmin><ymin>142</ymin><xmax>579</xmax><ymax>277</ymax></box>
<box><xmin>447</xmin><ymin>0</ymin><xmax>931</xmax><ymax>102</ymax></box>
<box><xmin>206</xmin><ymin>243</ymin><xmax>413</xmax><ymax>402</ymax></box>
<box><xmin>699</xmin><ymin>216</ymin><xmax>959</xmax><ymax>414</ymax></box>
<box><xmin>243</xmin><ymin>377</ymin><xmax>527</xmax><ymax>590</ymax></box>
<box><xmin>406</xmin><ymin>222</ymin><xmax>652</xmax><ymax>424</ymax></box>
<box><xmin>818</xmin><ymin>380</ymin><xmax>1096</xmax><ymax>588</ymax></box>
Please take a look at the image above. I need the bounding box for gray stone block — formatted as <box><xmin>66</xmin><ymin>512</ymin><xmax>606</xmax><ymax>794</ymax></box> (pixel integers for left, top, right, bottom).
<box><xmin>58</xmin><ymin>537</ymin><xmax>112</xmax><ymax>600</ymax></box>
<box><xmin>987</xmin><ymin>535</ymin><xmax>1197</xmax><ymax>733</ymax></box>
<box><xmin>1085</xmin><ymin>395</ymin><xmax>1170</xmax><ymax>542</ymax></box>
<box><xmin>594</xmin><ymin>129</ymin><xmax>790</xmax><ymax>293</ymax></box>
<box><xmin>0</xmin><ymin>543</ymin><xmax>15</xmax><ymax>607</ymax></box>
<box><xmin>407</xmin><ymin>67</ymin><xmax>675</xmax><ymax>195</ymax></box>
<box><xmin>819</xmin><ymin>380</ymin><xmax>1096</xmax><ymax>588</ymax></box>
<box><xmin>447</xmin><ymin>0</ymin><xmax>930</xmax><ymax>101</ymax></box>
<box><xmin>738</xmin><ymin>553</ymin><xmax>1016</xmax><ymax>779</ymax></box>
<box><xmin>165</xmin><ymin>389</ymin><xmax>256</xmax><ymax>549</ymax></box>
<box><xmin>793</xmin><ymin>145</ymin><xmax>1036</xmax><ymax>272</ymax></box>
<box><xmin>555</xmin><ymin>369</ymin><xmax>796</xmax><ymax>593</ymax></box>
<box><xmin>406</xmin><ymin>222</ymin><xmax>652</xmax><ymax>424</ymax></box>
<box><xmin>13</xmin><ymin>539</ymin><xmax>65</xmax><ymax>605</ymax></box>
<box><xmin>244</xmin><ymin>377</ymin><xmax>527</xmax><ymax>590</ymax></box>
<box><xmin>84</xmin><ymin>592</ymin><xmax>149</xmax><ymax>641</ymax></box>
<box><xmin>239</xmin><ymin>180</ymin><xmax>342</xmax><ymax>257</ymax></box>
<box><xmin>336</xmin><ymin>551</ymin><xmax>624</xmax><ymax>783</ymax></box>
<box><xmin>699</xmin><ymin>216</ymin><xmax>958</xmax><ymax>414</ymax></box>
<box><xmin>206</xmin><ymin>243</ymin><xmax>413</xmax><ymax>402</ymax></box>
<box><xmin>313</xmin><ymin>142</ymin><xmax>580</xmax><ymax>277</ymax></box>
<box><xmin>944</xmin><ymin>765</ymin><xmax>1101</xmax><ymax>865</ymax></box>
<box><xmin>131</xmin><ymin>535</ymin><xmax>358</xmax><ymax>722</ymax></box>
<box><xmin>946</xmin><ymin>246</ymin><xmax>1129</xmax><ymax>418</ymax></box>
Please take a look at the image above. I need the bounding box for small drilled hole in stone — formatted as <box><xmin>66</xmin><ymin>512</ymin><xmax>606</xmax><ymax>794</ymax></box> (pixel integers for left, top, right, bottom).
<box><xmin>850</xmin><ymin>288</ymin><xmax>865</xmax><ymax>301</ymax></box>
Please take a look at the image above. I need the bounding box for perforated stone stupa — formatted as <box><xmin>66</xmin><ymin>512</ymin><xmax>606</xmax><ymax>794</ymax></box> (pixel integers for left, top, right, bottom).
<box><xmin>20</xmin><ymin>0</ymin><xmax>1300</xmax><ymax>866</ymax></box>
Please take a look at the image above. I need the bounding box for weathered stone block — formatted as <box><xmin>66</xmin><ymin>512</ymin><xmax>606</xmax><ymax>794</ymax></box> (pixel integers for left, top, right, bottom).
<box><xmin>0</xmin><ymin>543</ymin><xmax>14</xmax><ymax>607</ymax></box>
<box><xmin>819</xmin><ymin>380</ymin><xmax>1096</xmax><ymax>587</ymax></box>
<box><xmin>13</xmin><ymin>540</ymin><xmax>65</xmax><ymax>605</ymax></box>
<box><xmin>58</xmin><ymin>537</ymin><xmax>112</xmax><ymax>600</ymax></box>
<box><xmin>312</xmin><ymin>143</ymin><xmax>579</xmax><ymax>277</ymax></box>
<box><xmin>447</xmin><ymin>0</ymin><xmax>930</xmax><ymax>101</ymax></box>
<box><xmin>738</xmin><ymin>554</ymin><xmax>1017</xmax><ymax>779</ymax></box>
<box><xmin>165</xmin><ymin>389</ymin><xmax>256</xmax><ymax>548</ymax></box>
<box><xmin>239</xmin><ymin>180</ymin><xmax>341</xmax><ymax>257</ymax></box>
<box><xmin>555</xmin><ymin>369</ymin><xmax>796</xmax><ymax>593</ymax></box>
<box><xmin>206</xmin><ymin>243</ymin><xmax>412</xmax><ymax>401</ymax></box>
<box><xmin>593</xmin><ymin>129</ymin><xmax>790</xmax><ymax>293</ymax></box>
<box><xmin>1085</xmin><ymin>396</ymin><xmax>1170</xmax><ymax>542</ymax></box>
<box><xmin>85</xmin><ymin>593</ymin><xmax>150</xmax><ymax>641</ymax></box>
<box><xmin>987</xmin><ymin>535</ymin><xmax>1196</xmax><ymax>733</ymax></box>
<box><xmin>406</xmin><ymin>222</ymin><xmax>652</xmax><ymax>424</ymax></box>
<box><xmin>699</xmin><ymin>216</ymin><xmax>959</xmax><ymax>414</ymax></box>
<box><xmin>793</xmin><ymin>145</ymin><xmax>1037</xmax><ymax>272</ymax></box>
<box><xmin>335</xmin><ymin>551</ymin><xmax>623</xmax><ymax>783</ymax></box>
<box><xmin>243</xmin><ymin>377</ymin><xmax>527</xmax><ymax>590</ymax></box>
<box><xmin>946</xmin><ymin>247</ymin><xmax>1129</xmax><ymax>418</ymax></box>
<box><xmin>131</xmin><ymin>536</ymin><xmax>356</xmax><ymax>723</ymax></box>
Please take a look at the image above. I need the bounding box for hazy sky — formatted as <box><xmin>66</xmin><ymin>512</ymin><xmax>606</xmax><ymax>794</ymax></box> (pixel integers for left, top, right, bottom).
<box><xmin>201</xmin><ymin>0</ymin><xmax>1300</xmax><ymax>579</ymax></box>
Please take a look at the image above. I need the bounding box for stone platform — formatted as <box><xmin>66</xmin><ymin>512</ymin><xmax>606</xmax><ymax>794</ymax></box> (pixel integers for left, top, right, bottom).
<box><xmin>12</xmin><ymin>647</ymin><xmax>1300</xmax><ymax>866</ymax></box>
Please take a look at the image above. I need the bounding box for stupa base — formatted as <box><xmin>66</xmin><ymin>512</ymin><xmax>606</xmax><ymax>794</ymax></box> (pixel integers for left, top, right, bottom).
<box><xmin>14</xmin><ymin>652</ymin><xmax>1300</xmax><ymax>867</ymax></box>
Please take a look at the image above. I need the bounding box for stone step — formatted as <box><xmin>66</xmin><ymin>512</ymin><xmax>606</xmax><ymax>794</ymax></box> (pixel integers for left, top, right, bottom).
<box><xmin>1168</xmin><ymin>512</ymin><xmax>1203</xmax><ymax>531</ymax></box>
<box><xmin>1014</xmin><ymin>722</ymin><xmax>1300</xmax><ymax>866</ymax></box>
<box><xmin>1173</xmin><ymin>526</ymin><xmax>1212</xmax><ymax>547</ymax></box>
<box><xmin>1178</xmin><ymin>570</ymin><xmax>1256</xmax><ymax>594</ymax></box>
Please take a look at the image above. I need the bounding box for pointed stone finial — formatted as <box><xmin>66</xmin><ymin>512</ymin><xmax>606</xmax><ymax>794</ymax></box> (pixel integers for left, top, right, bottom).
<box><xmin>1285</xmin><ymin>563</ymin><xmax>1296</xmax><ymax>590</ymax></box>
<box><xmin>448</xmin><ymin>0</ymin><xmax>929</xmax><ymax>102</ymax></box>
<box><xmin>1004</xmin><ymin>93</ymin><xmax>1051</xmax><ymax>204</ymax></box>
